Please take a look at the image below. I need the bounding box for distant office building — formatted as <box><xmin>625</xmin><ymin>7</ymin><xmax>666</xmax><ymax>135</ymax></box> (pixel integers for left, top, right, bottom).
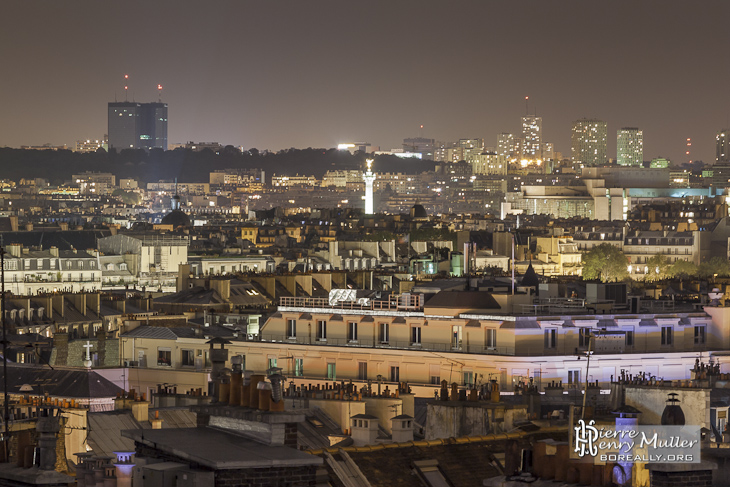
<box><xmin>650</xmin><ymin>157</ymin><xmax>670</xmax><ymax>169</ymax></box>
<box><xmin>72</xmin><ymin>172</ymin><xmax>116</xmax><ymax>195</ymax></box>
<box><xmin>139</xmin><ymin>102</ymin><xmax>167</xmax><ymax>150</ymax></box>
<box><xmin>497</xmin><ymin>133</ymin><xmax>514</xmax><ymax>160</ymax></box>
<box><xmin>457</xmin><ymin>138</ymin><xmax>484</xmax><ymax>164</ymax></box>
<box><xmin>617</xmin><ymin>127</ymin><xmax>643</xmax><ymax>167</ymax></box>
<box><xmin>402</xmin><ymin>137</ymin><xmax>435</xmax><ymax>160</ymax></box>
<box><xmin>571</xmin><ymin>119</ymin><xmax>607</xmax><ymax>166</ymax></box>
<box><xmin>337</xmin><ymin>142</ymin><xmax>375</xmax><ymax>154</ymax></box>
<box><xmin>521</xmin><ymin>116</ymin><xmax>542</xmax><ymax>158</ymax></box>
<box><xmin>19</xmin><ymin>144</ymin><xmax>67</xmax><ymax>151</ymax></box>
<box><xmin>108</xmin><ymin>102</ymin><xmax>168</xmax><ymax>150</ymax></box>
<box><xmin>75</xmin><ymin>137</ymin><xmax>107</xmax><ymax>153</ymax></box>
<box><xmin>542</xmin><ymin>142</ymin><xmax>554</xmax><ymax>160</ymax></box>
<box><xmin>717</xmin><ymin>129</ymin><xmax>730</xmax><ymax>164</ymax></box>
<box><xmin>168</xmin><ymin>141</ymin><xmax>223</xmax><ymax>152</ymax></box>
<box><xmin>472</xmin><ymin>152</ymin><xmax>506</xmax><ymax>176</ymax></box>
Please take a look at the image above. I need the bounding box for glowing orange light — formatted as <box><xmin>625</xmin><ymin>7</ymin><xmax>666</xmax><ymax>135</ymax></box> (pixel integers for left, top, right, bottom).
<box><xmin>420</xmin><ymin>125</ymin><xmax>423</xmax><ymax>129</ymax></box>
<box><xmin>158</xmin><ymin>84</ymin><xmax>163</xmax><ymax>90</ymax></box>
<box><xmin>525</xmin><ymin>96</ymin><xmax>529</xmax><ymax>100</ymax></box>
<box><xmin>124</xmin><ymin>74</ymin><xmax>129</xmax><ymax>79</ymax></box>
<box><xmin>124</xmin><ymin>86</ymin><xmax>128</xmax><ymax>90</ymax></box>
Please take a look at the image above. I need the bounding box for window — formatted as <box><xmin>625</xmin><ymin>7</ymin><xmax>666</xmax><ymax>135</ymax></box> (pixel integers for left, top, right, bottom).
<box><xmin>348</xmin><ymin>322</ymin><xmax>358</xmax><ymax>342</ymax></box>
<box><xmin>390</xmin><ymin>366</ymin><xmax>400</xmax><ymax>383</ymax></box>
<box><xmin>661</xmin><ymin>326</ymin><xmax>673</xmax><ymax>346</ymax></box>
<box><xmin>544</xmin><ymin>328</ymin><xmax>557</xmax><ymax>349</ymax></box>
<box><xmin>464</xmin><ymin>371</ymin><xmax>474</xmax><ymax>387</ymax></box>
<box><xmin>317</xmin><ymin>320</ymin><xmax>327</xmax><ymax>340</ymax></box>
<box><xmin>294</xmin><ymin>358</ymin><xmax>304</xmax><ymax>376</ymax></box>
<box><xmin>157</xmin><ymin>348</ymin><xmax>171</xmax><ymax>366</ymax></box>
<box><xmin>327</xmin><ymin>362</ymin><xmax>336</xmax><ymax>380</ymax></box>
<box><xmin>287</xmin><ymin>319</ymin><xmax>296</xmax><ymax>338</ymax></box>
<box><xmin>694</xmin><ymin>325</ymin><xmax>706</xmax><ymax>345</ymax></box>
<box><xmin>579</xmin><ymin>328</ymin><xmax>591</xmax><ymax>348</ymax></box>
<box><xmin>625</xmin><ymin>328</ymin><xmax>634</xmax><ymax>347</ymax></box>
<box><xmin>181</xmin><ymin>349</ymin><xmax>194</xmax><ymax>366</ymax></box>
<box><xmin>452</xmin><ymin>325</ymin><xmax>462</xmax><ymax>349</ymax></box>
<box><xmin>485</xmin><ymin>329</ymin><xmax>497</xmax><ymax>349</ymax></box>
<box><xmin>268</xmin><ymin>357</ymin><xmax>278</xmax><ymax>369</ymax></box>
<box><xmin>379</xmin><ymin>323</ymin><xmax>389</xmax><ymax>343</ymax></box>
<box><xmin>568</xmin><ymin>369</ymin><xmax>581</xmax><ymax>385</ymax></box>
<box><xmin>411</xmin><ymin>326</ymin><xmax>421</xmax><ymax>345</ymax></box>
<box><xmin>358</xmin><ymin>362</ymin><xmax>367</xmax><ymax>380</ymax></box>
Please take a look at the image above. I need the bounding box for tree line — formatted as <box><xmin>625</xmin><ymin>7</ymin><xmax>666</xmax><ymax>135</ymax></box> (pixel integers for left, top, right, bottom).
<box><xmin>581</xmin><ymin>243</ymin><xmax>730</xmax><ymax>283</ymax></box>
<box><xmin>0</xmin><ymin>147</ymin><xmax>435</xmax><ymax>186</ymax></box>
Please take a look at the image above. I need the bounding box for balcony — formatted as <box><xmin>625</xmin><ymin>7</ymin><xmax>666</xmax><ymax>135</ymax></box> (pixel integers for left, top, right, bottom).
<box><xmin>279</xmin><ymin>295</ymin><xmax>423</xmax><ymax>312</ymax></box>
<box><xmin>260</xmin><ymin>334</ymin><xmax>516</xmax><ymax>354</ymax></box>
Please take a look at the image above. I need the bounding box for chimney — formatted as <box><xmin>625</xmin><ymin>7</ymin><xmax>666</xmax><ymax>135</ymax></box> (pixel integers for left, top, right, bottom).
<box><xmin>390</xmin><ymin>415</ymin><xmax>414</xmax><ymax>443</ymax></box>
<box><xmin>112</xmin><ymin>451</ymin><xmax>135</xmax><ymax>487</ymax></box>
<box><xmin>228</xmin><ymin>356</ymin><xmax>243</xmax><ymax>406</ymax></box>
<box><xmin>49</xmin><ymin>246</ymin><xmax>59</xmax><ymax>258</ymax></box>
<box><xmin>351</xmin><ymin>414</ymin><xmax>379</xmax><ymax>446</ymax></box>
<box><xmin>131</xmin><ymin>401</ymin><xmax>149</xmax><ymax>423</ymax></box>
<box><xmin>36</xmin><ymin>408</ymin><xmax>61</xmax><ymax>470</ymax></box>
<box><xmin>150</xmin><ymin>410</ymin><xmax>163</xmax><ymax>429</ymax></box>
<box><xmin>267</xmin><ymin>367</ymin><xmax>285</xmax><ymax>412</ymax></box>
<box><xmin>7</xmin><ymin>243</ymin><xmax>21</xmax><ymax>258</ymax></box>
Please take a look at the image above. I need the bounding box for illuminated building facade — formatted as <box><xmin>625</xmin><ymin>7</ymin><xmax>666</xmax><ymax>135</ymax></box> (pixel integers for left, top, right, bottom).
<box><xmin>521</xmin><ymin>116</ymin><xmax>541</xmax><ymax>157</ymax></box>
<box><xmin>497</xmin><ymin>133</ymin><xmax>514</xmax><ymax>159</ymax></box>
<box><xmin>472</xmin><ymin>152</ymin><xmax>506</xmax><ymax>176</ymax></box>
<box><xmin>571</xmin><ymin>118</ymin><xmax>607</xmax><ymax>166</ymax></box>
<box><xmin>716</xmin><ymin>129</ymin><xmax>730</xmax><ymax>164</ymax></box>
<box><xmin>617</xmin><ymin>127</ymin><xmax>643</xmax><ymax>166</ymax></box>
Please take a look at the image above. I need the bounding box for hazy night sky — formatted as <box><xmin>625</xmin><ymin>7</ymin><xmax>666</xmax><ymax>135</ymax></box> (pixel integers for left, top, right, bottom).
<box><xmin>2</xmin><ymin>1</ymin><xmax>729</xmax><ymax>164</ymax></box>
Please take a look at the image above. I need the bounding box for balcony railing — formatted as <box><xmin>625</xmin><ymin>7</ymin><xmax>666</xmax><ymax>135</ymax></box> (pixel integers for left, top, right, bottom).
<box><xmin>279</xmin><ymin>295</ymin><xmax>422</xmax><ymax>312</ymax></box>
<box><xmin>260</xmin><ymin>334</ymin><xmax>515</xmax><ymax>354</ymax></box>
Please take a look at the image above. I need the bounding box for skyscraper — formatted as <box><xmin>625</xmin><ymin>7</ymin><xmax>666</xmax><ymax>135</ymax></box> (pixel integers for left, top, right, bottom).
<box><xmin>497</xmin><ymin>133</ymin><xmax>514</xmax><ymax>160</ymax></box>
<box><xmin>617</xmin><ymin>127</ymin><xmax>643</xmax><ymax>166</ymax></box>
<box><xmin>571</xmin><ymin>119</ymin><xmax>607</xmax><ymax>166</ymax></box>
<box><xmin>716</xmin><ymin>129</ymin><xmax>730</xmax><ymax>164</ymax></box>
<box><xmin>108</xmin><ymin>101</ymin><xmax>168</xmax><ymax>150</ymax></box>
<box><xmin>521</xmin><ymin>116</ymin><xmax>541</xmax><ymax>158</ymax></box>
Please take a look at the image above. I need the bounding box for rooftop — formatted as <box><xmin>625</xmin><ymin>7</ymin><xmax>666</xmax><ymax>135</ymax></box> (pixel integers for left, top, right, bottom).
<box><xmin>122</xmin><ymin>427</ymin><xmax>323</xmax><ymax>469</ymax></box>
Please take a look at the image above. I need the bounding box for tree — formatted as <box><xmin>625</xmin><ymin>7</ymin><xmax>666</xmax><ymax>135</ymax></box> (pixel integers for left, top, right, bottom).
<box><xmin>581</xmin><ymin>243</ymin><xmax>629</xmax><ymax>283</ymax></box>
<box><xmin>698</xmin><ymin>257</ymin><xmax>730</xmax><ymax>280</ymax></box>
<box><xmin>644</xmin><ymin>254</ymin><xmax>672</xmax><ymax>282</ymax></box>
<box><xmin>667</xmin><ymin>259</ymin><xmax>698</xmax><ymax>280</ymax></box>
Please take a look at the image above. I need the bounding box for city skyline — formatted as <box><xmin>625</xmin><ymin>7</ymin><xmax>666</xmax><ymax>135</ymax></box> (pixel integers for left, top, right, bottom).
<box><xmin>2</xmin><ymin>1</ymin><xmax>730</xmax><ymax>164</ymax></box>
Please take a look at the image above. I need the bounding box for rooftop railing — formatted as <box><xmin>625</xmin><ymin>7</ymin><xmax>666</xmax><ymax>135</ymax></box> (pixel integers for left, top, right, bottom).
<box><xmin>279</xmin><ymin>294</ymin><xmax>423</xmax><ymax>312</ymax></box>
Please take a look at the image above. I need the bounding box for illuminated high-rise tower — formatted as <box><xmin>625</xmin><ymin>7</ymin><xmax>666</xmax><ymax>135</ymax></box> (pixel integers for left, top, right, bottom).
<box><xmin>497</xmin><ymin>133</ymin><xmax>514</xmax><ymax>159</ymax></box>
<box><xmin>617</xmin><ymin>127</ymin><xmax>643</xmax><ymax>166</ymax></box>
<box><xmin>521</xmin><ymin>116</ymin><xmax>542</xmax><ymax>158</ymax></box>
<box><xmin>571</xmin><ymin>119</ymin><xmax>607</xmax><ymax>166</ymax></box>
<box><xmin>363</xmin><ymin>159</ymin><xmax>375</xmax><ymax>214</ymax></box>
<box><xmin>716</xmin><ymin>129</ymin><xmax>730</xmax><ymax>164</ymax></box>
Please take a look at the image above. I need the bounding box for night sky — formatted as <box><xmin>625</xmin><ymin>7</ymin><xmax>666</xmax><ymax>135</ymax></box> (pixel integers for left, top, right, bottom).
<box><xmin>2</xmin><ymin>1</ymin><xmax>729</xmax><ymax>164</ymax></box>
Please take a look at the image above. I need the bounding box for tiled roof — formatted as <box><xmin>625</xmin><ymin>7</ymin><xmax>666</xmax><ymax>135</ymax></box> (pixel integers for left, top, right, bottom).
<box><xmin>0</xmin><ymin>364</ymin><xmax>123</xmax><ymax>399</ymax></box>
